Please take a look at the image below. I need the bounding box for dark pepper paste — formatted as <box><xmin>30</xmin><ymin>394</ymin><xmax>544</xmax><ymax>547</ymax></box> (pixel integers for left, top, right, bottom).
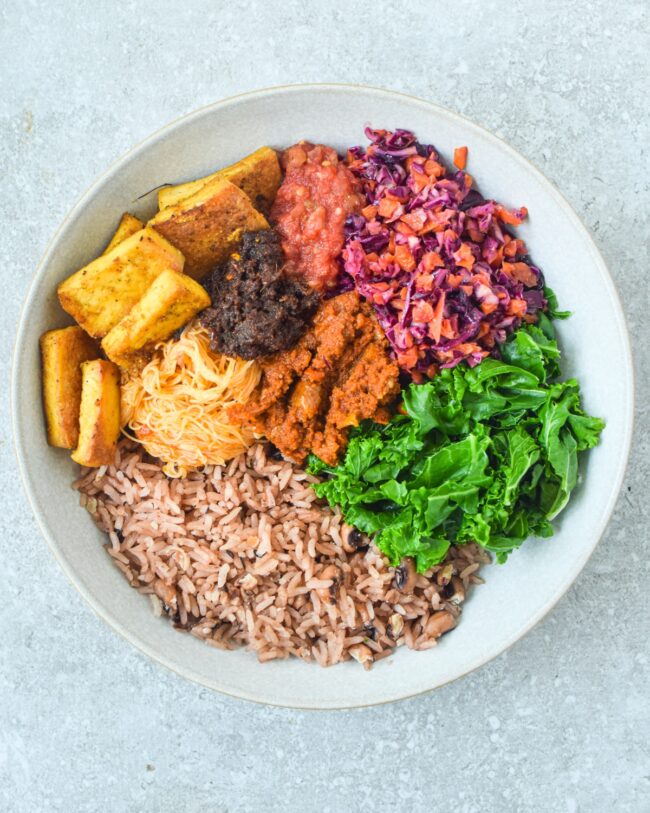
<box><xmin>199</xmin><ymin>230</ymin><xmax>319</xmax><ymax>360</ymax></box>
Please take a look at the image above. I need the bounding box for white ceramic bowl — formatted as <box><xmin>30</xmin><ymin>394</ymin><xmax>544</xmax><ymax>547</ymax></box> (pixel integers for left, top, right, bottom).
<box><xmin>12</xmin><ymin>85</ymin><xmax>633</xmax><ymax>708</ymax></box>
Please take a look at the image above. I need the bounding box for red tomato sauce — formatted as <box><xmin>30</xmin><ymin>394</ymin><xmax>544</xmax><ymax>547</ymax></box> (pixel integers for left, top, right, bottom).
<box><xmin>271</xmin><ymin>142</ymin><xmax>364</xmax><ymax>292</ymax></box>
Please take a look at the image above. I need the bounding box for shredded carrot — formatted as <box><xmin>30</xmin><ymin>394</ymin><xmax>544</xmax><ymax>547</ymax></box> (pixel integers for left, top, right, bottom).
<box><xmin>415</xmin><ymin>273</ymin><xmax>434</xmax><ymax>292</ymax></box>
<box><xmin>480</xmin><ymin>300</ymin><xmax>499</xmax><ymax>316</ymax></box>
<box><xmin>453</xmin><ymin>243</ymin><xmax>475</xmax><ymax>270</ymax></box>
<box><xmin>395</xmin><ymin>244</ymin><xmax>416</xmax><ymax>272</ymax></box>
<box><xmin>453</xmin><ymin>146</ymin><xmax>468</xmax><ymax>170</ymax></box>
<box><xmin>497</xmin><ymin>205</ymin><xmax>528</xmax><ymax>225</ymax></box>
<box><xmin>410</xmin><ymin>172</ymin><xmax>430</xmax><ymax>193</ymax></box>
<box><xmin>503</xmin><ymin>261</ymin><xmax>538</xmax><ymax>287</ymax></box>
<box><xmin>428</xmin><ymin>293</ymin><xmax>446</xmax><ymax>343</ymax></box>
<box><xmin>394</xmin><ymin>221</ymin><xmax>415</xmax><ymax>236</ymax></box>
<box><xmin>424</xmin><ymin>159</ymin><xmax>445</xmax><ymax>178</ymax></box>
<box><xmin>396</xmin><ymin>346</ymin><xmax>419</xmax><ymax>369</ymax></box>
<box><xmin>508</xmin><ymin>298</ymin><xmax>528</xmax><ymax>317</ymax></box>
<box><xmin>400</xmin><ymin>209</ymin><xmax>428</xmax><ymax>232</ymax></box>
<box><xmin>421</xmin><ymin>252</ymin><xmax>445</xmax><ymax>271</ymax></box>
<box><xmin>377</xmin><ymin>197</ymin><xmax>400</xmax><ymax>218</ymax></box>
<box><xmin>412</xmin><ymin>301</ymin><xmax>435</xmax><ymax>323</ymax></box>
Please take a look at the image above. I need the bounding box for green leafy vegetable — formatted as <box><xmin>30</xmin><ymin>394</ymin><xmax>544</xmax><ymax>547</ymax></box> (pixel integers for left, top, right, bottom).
<box><xmin>543</xmin><ymin>286</ymin><xmax>571</xmax><ymax>320</ymax></box>
<box><xmin>308</xmin><ymin>321</ymin><xmax>604</xmax><ymax>571</ymax></box>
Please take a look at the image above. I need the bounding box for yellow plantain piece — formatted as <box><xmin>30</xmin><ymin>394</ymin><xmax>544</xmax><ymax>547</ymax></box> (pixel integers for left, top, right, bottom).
<box><xmin>157</xmin><ymin>146</ymin><xmax>281</xmax><ymax>213</ymax></box>
<box><xmin>103</xmin><ymin>212</ymin><xmax>144</xmax><ymax>254</ymax></box>
<box><xmin>40</xmin><ymin>326</ymin><xmax>100</xmax><ymax>448</ymax></box>
<box><xmin>102</xmin><ymin>268</ymin><xmax>210</xmax><ymax>372</ymax></box>
<box><xmin>71</xmin><ymin>359</ymin><xmax>121</xmax><ymax>467</ymax></box>
<box><xmin>149</xmin><ymin>177</ymin><xmax>268</xmax><ymax>280</ymax></box>
<box><xmin>57</xmin><ymin>227</ymin><xmax>184</xmax><ymax>338</ymax></box>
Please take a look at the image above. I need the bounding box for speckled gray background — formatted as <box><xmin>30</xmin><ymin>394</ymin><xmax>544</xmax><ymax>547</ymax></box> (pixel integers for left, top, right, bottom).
<box><xmin>2</xmin><ymin>1</ymin><xmax>649</xmax><ymax>811</ymax></box>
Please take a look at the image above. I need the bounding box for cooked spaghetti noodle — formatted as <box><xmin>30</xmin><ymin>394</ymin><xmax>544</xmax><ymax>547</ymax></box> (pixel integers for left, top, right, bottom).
<box><xmin>121</xmin><ymin>322</ymin><xmax>261</xmax><ymax>477</ymax></box>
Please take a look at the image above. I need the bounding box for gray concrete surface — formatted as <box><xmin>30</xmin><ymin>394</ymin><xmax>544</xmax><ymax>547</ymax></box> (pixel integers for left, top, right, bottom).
<box><xmin>1</xmin><ymin>1</ymin><xmax>649</xmax><ymax>811</ymax></box>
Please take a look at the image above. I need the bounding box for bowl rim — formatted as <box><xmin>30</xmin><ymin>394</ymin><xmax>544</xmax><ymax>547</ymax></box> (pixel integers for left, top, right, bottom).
<box><xmin>11</xmin><ymin>83</ymin><xmax>635</xmax><ymax>709</ymax></box>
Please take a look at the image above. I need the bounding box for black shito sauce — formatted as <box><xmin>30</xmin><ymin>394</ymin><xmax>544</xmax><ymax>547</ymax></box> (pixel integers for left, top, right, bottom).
<box><xmin>199</xmin><ymin>229</ymin><xmax>319</xmax><ymax>360</ymax></box>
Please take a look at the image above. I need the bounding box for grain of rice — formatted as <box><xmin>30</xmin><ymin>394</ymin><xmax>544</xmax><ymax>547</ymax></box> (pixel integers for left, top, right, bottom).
<box><xmin>460</xmin><ymin>562</ymin><xmax>480</xmax><ymax>580</ymax></box>
<box><xmin>217</xmin><ymin>564</ymin><xmax>230</xmax><ymax>588</ymax></box>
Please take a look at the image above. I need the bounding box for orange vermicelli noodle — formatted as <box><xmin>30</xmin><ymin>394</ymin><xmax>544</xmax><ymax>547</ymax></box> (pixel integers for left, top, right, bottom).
<box><xmin>120</xmin><ymin>322</ymin><xmax>261</xmax><ymax>477</ymax></box>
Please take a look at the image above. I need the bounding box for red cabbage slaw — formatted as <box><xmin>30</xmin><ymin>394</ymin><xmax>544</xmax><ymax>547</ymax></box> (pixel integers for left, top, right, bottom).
<box><xmin>342</xmin><ymin>128</ymin><xmax>546</xmax><ymax>378</ymax></box>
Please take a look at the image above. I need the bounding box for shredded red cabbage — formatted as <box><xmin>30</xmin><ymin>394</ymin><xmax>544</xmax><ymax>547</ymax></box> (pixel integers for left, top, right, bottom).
<box><xmin>342</xmin><ymin>128</ymin><xmax>546</xmax><ymax>377</ymax></box>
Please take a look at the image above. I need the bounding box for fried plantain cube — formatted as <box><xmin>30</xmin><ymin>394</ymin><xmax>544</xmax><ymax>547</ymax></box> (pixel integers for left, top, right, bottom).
<box><xmin>101</xmin><ymin>268</ymin><xmax>211</xmax><ymax>372</ymax></box>
<box><xmin>149</xmin><ymin>178</ymin><xmax>268</xmax><ymax>280</ymax></box>
<box><xmin>71</xmin><ymin>359</ymin><xmax>121</xmax><ymax>467</ymax></box>
<box><xmin>40</xmin><ymin>326</ymin><xmax>100</xmax><ymax>448</ymax></box>
<box><xmin>103</xmin><ymin>212</ymin><xmax>144</xmax><ymax>254</ymax></box>
<box><xmin>57</xmin><ymin>227</ymin><xmax>185</xmax><ymax>337</ymax></box>
<box><xmin>157</xmin><ymin>146</ymin><xmax>281</xmax><ymax>213</ymax></box>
